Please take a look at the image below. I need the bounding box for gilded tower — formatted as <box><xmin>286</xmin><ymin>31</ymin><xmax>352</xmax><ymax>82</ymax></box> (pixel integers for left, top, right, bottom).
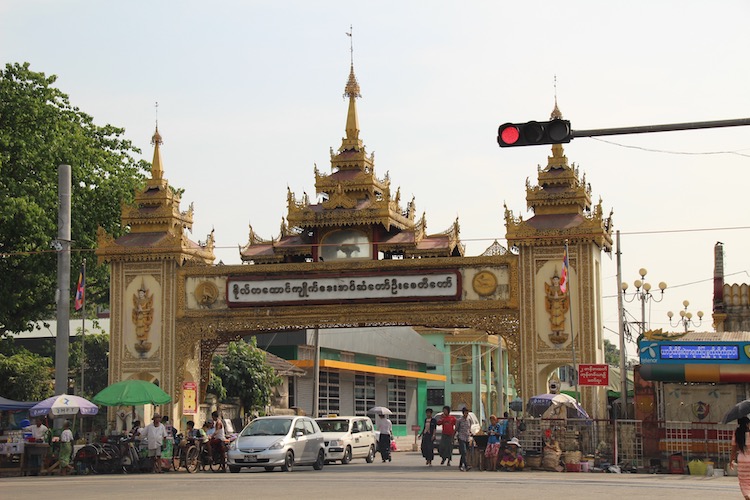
<box><xmin>97</xmin><ymin>127</ymin><xmax>215</xmax><ymax>423</ymax></box>
<box><xmin>505</xmin><ymin>103</ymin><xmax>613</xmax><ymax>415</ymax></box>
<box><xmin>240</xmin><ymin>61</ymin><xmax>464</xmax><ymax>263</ymax></box>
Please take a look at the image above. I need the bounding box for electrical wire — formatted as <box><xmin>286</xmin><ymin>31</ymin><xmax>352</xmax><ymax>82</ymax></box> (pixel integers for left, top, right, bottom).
<box><xmin>591</xmin><ymin>137</ymin><xmax>750</xmax><ymax>158</ymax></box>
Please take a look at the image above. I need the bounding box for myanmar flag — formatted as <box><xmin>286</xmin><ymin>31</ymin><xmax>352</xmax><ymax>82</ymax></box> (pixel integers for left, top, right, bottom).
<box><xmin>560</xmin><ymin>246</ymin><xmax>569</xmax><ymax>294</ymax></box>
<box><xmin>74</xmin><ymin>265</ymin><xmax>85</xmax><ymax>311</ymax></box>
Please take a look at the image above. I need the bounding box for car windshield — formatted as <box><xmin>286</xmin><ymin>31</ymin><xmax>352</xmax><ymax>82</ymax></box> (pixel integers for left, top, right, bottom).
<box><xmin>316</xmin><ymin>419</ymin><xmax>349</xmax><ymax>433</ymax></box>
<box><xmin>241</xmin><ymin>418</ymin><xmax>292</xmax><ymax>437</ymax></box>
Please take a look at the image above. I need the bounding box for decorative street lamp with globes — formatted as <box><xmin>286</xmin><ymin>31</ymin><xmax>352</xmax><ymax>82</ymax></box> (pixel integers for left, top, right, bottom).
<box><xmin>667</xmin><ymin>300</ymin><xmax>704</xmax><ymax>333</ymax></box>
<box><xmin>617</xmin><ymin>268</ymin><xmax>667</xmax><ymax>418</ymax></box>
<box><xmin>621</xmin><ymin>268</ymin><xmax>668</xmax><ymax>335</ymax></box>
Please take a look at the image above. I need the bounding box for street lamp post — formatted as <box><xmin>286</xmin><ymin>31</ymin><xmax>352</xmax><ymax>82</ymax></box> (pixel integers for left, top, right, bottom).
<box><xmin>667</xmin><ymin>300</ymin><xmax>704</xmax><ymax>333</ymax></box>
<box><xmin>620</xmin><ymin>268</ymin><xmax>667</xmax><ymax>417</ymax></box>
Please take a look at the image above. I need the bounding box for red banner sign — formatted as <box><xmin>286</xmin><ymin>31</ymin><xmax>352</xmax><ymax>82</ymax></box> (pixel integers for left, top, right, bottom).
<box><xmin>578</xmin><ymin>364</ymin><xmax>609</xmax><ymax>386</ymax></box>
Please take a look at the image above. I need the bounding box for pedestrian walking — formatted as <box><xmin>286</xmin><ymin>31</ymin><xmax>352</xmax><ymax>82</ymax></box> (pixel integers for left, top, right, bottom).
<box><xmin>730</xmin><ymin>416</ymin><xmax>750</xmax><ymax>500</ymax></box>
<box><xmin>437</xmin><ymin>406</ymin><xmax>456</xmax><ymax>466</ymax></box>
<box><xmin>456</xmin><ymin>407</ymin><xmax>472</xmax><ymax>471</ymax></box>
<box><xmin>419</xmin><ymin>408</ymin><xmax>437</xmax><ymax>466</ymax></box>
<box><xmin>376</xmin><ymin>413</ymin><xmax>392</xmax><ymax>462</ymax></box>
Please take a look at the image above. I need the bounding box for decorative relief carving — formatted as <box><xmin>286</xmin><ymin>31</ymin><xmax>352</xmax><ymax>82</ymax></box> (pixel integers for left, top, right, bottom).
<box><xmin>544</xmin><ymin>273</ymin><xmax>569</xmax><ymax>345</ymax></box>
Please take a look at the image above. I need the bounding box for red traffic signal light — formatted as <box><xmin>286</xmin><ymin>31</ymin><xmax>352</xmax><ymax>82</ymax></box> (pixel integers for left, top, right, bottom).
<box><xmin>497</xmin><ymin>119</ymin><xmax>572</xmax><ymax>147</ymax></box>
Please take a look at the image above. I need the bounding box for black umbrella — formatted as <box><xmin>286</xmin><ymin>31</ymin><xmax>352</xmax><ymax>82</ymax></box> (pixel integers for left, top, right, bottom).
<box><xmin>722</xmin><ymin>400</ymin><xmax>750</xmax><ymax>424</ymax></box>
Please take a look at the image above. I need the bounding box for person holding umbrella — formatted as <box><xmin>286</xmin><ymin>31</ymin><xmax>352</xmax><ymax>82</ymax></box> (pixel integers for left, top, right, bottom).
<box><xmin>376</xmin><ymin>413</ymin><xmax>392</xmax><ymax>463</ymax></box>
<box><xmin>730</xmin><ymin>416</ymin><xmax>750</xmax><ymax>500</ymax></box>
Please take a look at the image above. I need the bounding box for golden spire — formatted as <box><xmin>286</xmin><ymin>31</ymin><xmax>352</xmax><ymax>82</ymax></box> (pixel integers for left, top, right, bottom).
<box><xmin>150</xmin><ymin>102</ymin><xmax>163</xmax><ymax>180</ymax></box>
<box><xmin>341</xmin><ymin>26</ymin><xmax>363</xmax><ymax>151</ymax></box>
<box><xmin>550</xmin><ymin>75</ymin><xmax>563</xmax><ymax>120</ymax></box>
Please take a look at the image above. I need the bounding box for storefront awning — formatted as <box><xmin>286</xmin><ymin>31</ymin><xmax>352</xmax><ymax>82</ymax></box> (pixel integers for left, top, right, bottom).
<box><xmin>290</xmin><ymin>359</ymin><xmax>446</xmax><ymax>381</ymax></box>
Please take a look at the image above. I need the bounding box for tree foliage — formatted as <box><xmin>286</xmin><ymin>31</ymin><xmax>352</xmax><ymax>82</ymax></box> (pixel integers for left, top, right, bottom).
<box><xmin>68</xmin><ymin>332</ymin><xmax>110</xmax><ymax>398</ymax></box>
<box><xmin>604</xmin><ymin>339</ymin><xmax>620</xmax><ymax>366</ymax></box>
<box><xmin>0</xmin><ymin>62</ymin><xmax>149</xmax><ymax>336</ymax></box>
<box><xmin>210</xmin><ymin>338</ymin><xmax>282</xmax><ymax>414</ymax></box>
<box><xmin>0</xmin><ymin>351</ymin><xmax>53</xmax><ymax>401</ymax></box>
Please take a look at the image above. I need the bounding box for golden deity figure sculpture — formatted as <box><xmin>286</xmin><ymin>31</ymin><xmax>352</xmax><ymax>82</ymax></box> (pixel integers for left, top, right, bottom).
<box><xmin>544</xmin><ymin>274</ymin><xmax>569</xmax><ymax>344</ymax></box>
<box><xmin>132</xmin><ymin>283</ymin><xmax>154</xmax><ymax>356</ymax></box>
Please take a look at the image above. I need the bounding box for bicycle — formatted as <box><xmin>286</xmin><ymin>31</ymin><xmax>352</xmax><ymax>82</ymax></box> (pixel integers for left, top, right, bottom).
<box><xmin>73</xmin><ymin>441</ymin><xmax>121</xmax><ymax>474</ymax></box>
<box><xmin>118</xmin><ymin>436</ymin><xmax>149</xmax><ymax>473</ymax></box>
<box><xmin>171</xmin><ymin>434</ymin><xmax>199</xmax><ymax>473</ymax></box>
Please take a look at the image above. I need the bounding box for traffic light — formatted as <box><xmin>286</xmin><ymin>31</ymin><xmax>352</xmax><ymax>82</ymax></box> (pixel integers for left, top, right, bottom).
<box><xmin>497</xmin><ymin>119</ymin><xmax>572</xmax><ymax>147</ymax></box>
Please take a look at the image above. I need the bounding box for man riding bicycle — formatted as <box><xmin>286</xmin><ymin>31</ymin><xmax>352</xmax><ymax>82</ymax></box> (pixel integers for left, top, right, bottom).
<box><xmin>208</xmin><ymin>411</ymin><xmax>228</xmax><ymax>466</ymax></box>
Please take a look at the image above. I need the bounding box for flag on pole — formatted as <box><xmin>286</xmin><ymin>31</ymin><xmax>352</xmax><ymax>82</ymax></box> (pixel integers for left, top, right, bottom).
<box><xmin>74</xmin><ymin>264</ymin><xmax>85</xmax><ymax>311</ymax></box>
<box><xmin>560</xmin><ymin>245</ymin><xmax>569</xmax><ymax>294</ymax></box>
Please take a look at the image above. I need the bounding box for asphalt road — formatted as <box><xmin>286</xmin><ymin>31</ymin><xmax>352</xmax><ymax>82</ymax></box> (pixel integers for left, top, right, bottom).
<box><xmin>2</xmin><ymin>452</ymin><xmax>741</xmax><ymax>500</ymax></box>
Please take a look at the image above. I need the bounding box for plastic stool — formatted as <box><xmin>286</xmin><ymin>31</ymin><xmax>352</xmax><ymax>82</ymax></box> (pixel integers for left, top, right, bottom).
<box><xmin>669</xmin><ymin>455</ymin><xmax>685</xmax><ymax>474</ymax></box>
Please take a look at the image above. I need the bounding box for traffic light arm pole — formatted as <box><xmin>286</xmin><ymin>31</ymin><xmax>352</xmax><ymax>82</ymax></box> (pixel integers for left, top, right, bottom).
<box><xmin>571</xmin><ymin>118</ymin><xmax>750</xmax><ymax>139</ymax></box>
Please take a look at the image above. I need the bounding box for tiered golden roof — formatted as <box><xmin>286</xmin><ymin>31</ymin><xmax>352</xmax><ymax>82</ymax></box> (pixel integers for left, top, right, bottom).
<box><xmin>96</xmin><ymin>127</ymin><xmax>215</xmax><ymax>264</ymax></box>
<box><xmin>240</xmin><ymin>62</ymin><xmax>464</xmax><ymax>264</ymax></box>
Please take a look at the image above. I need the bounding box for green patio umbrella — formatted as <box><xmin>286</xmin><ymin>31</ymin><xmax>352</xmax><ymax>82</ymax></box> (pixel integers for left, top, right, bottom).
<box><xmin>92</xmin><ymin>379</ymin><xmax>172</xmax><ymax>406</ymax></box>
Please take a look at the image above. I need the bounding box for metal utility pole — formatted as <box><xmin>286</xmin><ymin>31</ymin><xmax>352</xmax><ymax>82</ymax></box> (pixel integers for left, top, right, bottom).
<box><xmin>616</xmin><ymin>231</ymin><xmax>627</xmax><ymax>418</ymax></box>
<box><xmin>312</xmin><ymin>327</ymin><xmax>320</xmax><ymax>418</ymax></box>
<box><xmin>55</xmin><ymin>164</ymin><xmax>71</xmax><ymax>401</ymax></box>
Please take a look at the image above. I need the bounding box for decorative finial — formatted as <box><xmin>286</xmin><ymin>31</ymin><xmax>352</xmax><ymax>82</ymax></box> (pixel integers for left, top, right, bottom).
<box><xmin>346</xmin><ymin>25</ymin><xmax>354</xmax><ymax>66</ymax></box>
<box><xmin>344</xmin><ymin>26</ymin><xmax>361</xmax><ymax>99</ymax></box>
<box><xmin>550</xmin><ymin>76</ymin><xmax>563</xmax><ymax>120</ymax></box>
<box><xmin>151</xmin><ymin>101</ymin><xmax>163</xmax><ymax>146</ymax></box>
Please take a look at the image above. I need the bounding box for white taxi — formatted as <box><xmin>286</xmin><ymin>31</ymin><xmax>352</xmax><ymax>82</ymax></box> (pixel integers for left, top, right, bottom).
<box><xmin>315</xmin><ymin>416</ymin><xmax>377</xmax><ymax>464</ymax></box>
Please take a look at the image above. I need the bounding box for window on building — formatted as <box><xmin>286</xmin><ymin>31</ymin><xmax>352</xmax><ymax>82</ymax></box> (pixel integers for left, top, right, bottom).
<box><xmin>426</xmin><ymin>388</ymin><xmax>444</xmax><ymax>407</ymax></box>
<box><xmin>288</xmin><ymin>376</ymin><xmax>296</xmax><ymax>409</ymax></box>
<box><xmin>354</xmin><ymin>374</ymin><xmax>376</xmax><ymax>416</ymax></box>
<box><xmin>450</xmin><ymin>345</ymin><xmax>473</xmax><ymax>384</ymax></box>
<box><xmin>318</xmin><ymin>370</ymin><xmax>340</xmax><ymax>416</ymax></box>
<box><xmin>388</xmin><ymin>377</ymin><xmax>407</xmax><ymax>425</ymax></box>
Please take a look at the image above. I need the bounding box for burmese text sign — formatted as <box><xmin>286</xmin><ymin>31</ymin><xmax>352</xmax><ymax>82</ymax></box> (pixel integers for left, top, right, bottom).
<box><xmin>578</xmin><ymin>364</ymin><xmax>609</xmax><ymax>386</ymax></box>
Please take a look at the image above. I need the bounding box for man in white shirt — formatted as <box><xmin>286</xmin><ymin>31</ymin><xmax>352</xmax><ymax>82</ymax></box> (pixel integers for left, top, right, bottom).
<box><xmin>376</xmin><ymin>414</ymin><xmax>393</xmax><ymax>463</ymax></box>
<box><xmin>143</xmin><ymin>414</ymin><xmax>168</xmax><ymax>473</ymax></box>
<box><xmin>31</xmin><ymin>418</ymin><xmax>49</xmax><ymax>442</ymax></box>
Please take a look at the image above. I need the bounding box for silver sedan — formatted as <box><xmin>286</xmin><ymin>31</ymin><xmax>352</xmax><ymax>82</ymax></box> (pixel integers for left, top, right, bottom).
<box><xmin>227</xmin><ymin>415</ymin><xmax>326</xmax><ymax>473</ymax></box>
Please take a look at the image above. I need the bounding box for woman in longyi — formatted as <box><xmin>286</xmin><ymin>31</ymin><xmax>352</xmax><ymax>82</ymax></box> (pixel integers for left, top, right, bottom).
<box><xmin>731</xmin><ymin>417</ymin><xmax>750</xmax><ymax>499</ymax></box>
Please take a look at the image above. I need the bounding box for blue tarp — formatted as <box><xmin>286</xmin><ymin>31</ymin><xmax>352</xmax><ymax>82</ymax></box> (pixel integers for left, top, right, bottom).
<box><xmin>0</xmin><ymin>396</ymin><xmax>37</xmax><ymax>411</ymax></box>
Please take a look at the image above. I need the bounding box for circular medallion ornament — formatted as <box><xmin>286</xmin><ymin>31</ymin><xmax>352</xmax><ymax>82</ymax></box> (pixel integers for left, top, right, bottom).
<box><xmin>194</xmin><ymin>281</ymin><xmax>219</xmax><ymax>308</ymax></box>
<box><xmin>472</xmin><ymin>271</ymin><xmax>498</xmax><ymax>297</ymax></box>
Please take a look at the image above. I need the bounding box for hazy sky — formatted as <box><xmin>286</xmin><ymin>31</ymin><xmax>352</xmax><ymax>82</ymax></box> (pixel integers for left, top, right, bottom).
<box><xmin>3</xmin><ymin>1</ymin><xmax>749</xmax><ymax>359</ymax></box>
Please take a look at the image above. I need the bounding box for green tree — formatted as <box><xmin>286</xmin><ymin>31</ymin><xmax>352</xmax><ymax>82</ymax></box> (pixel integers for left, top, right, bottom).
<box><xmin>211</xmin><ymin>338</ymin><xmax>281</xmax><ymax>415</ymax></box>
<box><xmin>0</xmin><ymin>62</ymin><xmax>149</xmax><ymax>336</ymax></box>
<box><xmin>0</xmin><ymin>351</ymin><xmax>53</xmax><ymax>401</ymax></box>
<box><xmin>604</xmin><ymin>339</ymin><xmax>620</xmax><ymax>365</ymax></box>
<box><xmin>69</xmin><ymin>332</ymin><xmax>109</xmax><ymax>398</ymax></box>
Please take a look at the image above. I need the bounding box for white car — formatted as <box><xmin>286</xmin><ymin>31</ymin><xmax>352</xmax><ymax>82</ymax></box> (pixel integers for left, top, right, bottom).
<box><xmin>227</xmin><ymin>415</ymin><xmax>325</xmax><ymax>472</ymax></box>
<box><xmin>315</xmin><ymin>416</ymin><xmax>377</xmax><ymax>464</ymax></box>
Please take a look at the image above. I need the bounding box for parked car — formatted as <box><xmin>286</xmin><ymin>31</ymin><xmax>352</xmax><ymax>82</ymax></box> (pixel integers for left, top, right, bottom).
<box><xmin>315</xmin><ymin>416</ymin><xmax>377</xmax><ymax>464</ymax></box>
<box><xmin>433</xmin><ymin>410</ymin><xmax>481</xmax><ymax>450</ymax></box>
<box><xmin>227</xmin><ymin>415</ymin><xmax>325</xmax><ymax>473</ymax></box>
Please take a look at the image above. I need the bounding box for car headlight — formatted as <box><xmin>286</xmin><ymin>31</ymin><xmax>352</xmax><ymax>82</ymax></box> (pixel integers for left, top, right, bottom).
<box><xmin>268</xmin><ymin>439</ymin><xmax>284</xmax><ymax>450</ymax></box>
<box><xmin>229</xmin><ymin>440</ymin><xmax>238</xmax><ymax>450</ymax></box>
<box><xmin>329</xmin><ymin>440</ymin><xmax>341</xmax><ymax>447</ymax></box>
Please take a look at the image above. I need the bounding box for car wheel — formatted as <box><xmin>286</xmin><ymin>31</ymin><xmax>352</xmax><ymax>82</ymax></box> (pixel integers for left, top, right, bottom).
<box><xmin>229</xmin><ymin>465</ymin><xmax>241</xmax><ymax>473</ymax></box>
<box><xmin>365</xmin><ymin>445</ymin><xmax>375</xmax><ymax>463</ymax></box>
<box><xmin>341</xmin><ymin>446</ymin><xmax>352</xmax><ymax>464</ymax></box>
<box><xmin>264</xmin><ymin>466</ymin><xmax>275</xmax><ymax>472</ymax></box>
<box><xmin>313</xmin><ymin>449</ymin><xmax>325</xmax><ymax>470</ymax></box>
<box><xmin>281</xmin><ymin>450</ymin><xmax>294</xmax><ymax>472</ymax></box>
